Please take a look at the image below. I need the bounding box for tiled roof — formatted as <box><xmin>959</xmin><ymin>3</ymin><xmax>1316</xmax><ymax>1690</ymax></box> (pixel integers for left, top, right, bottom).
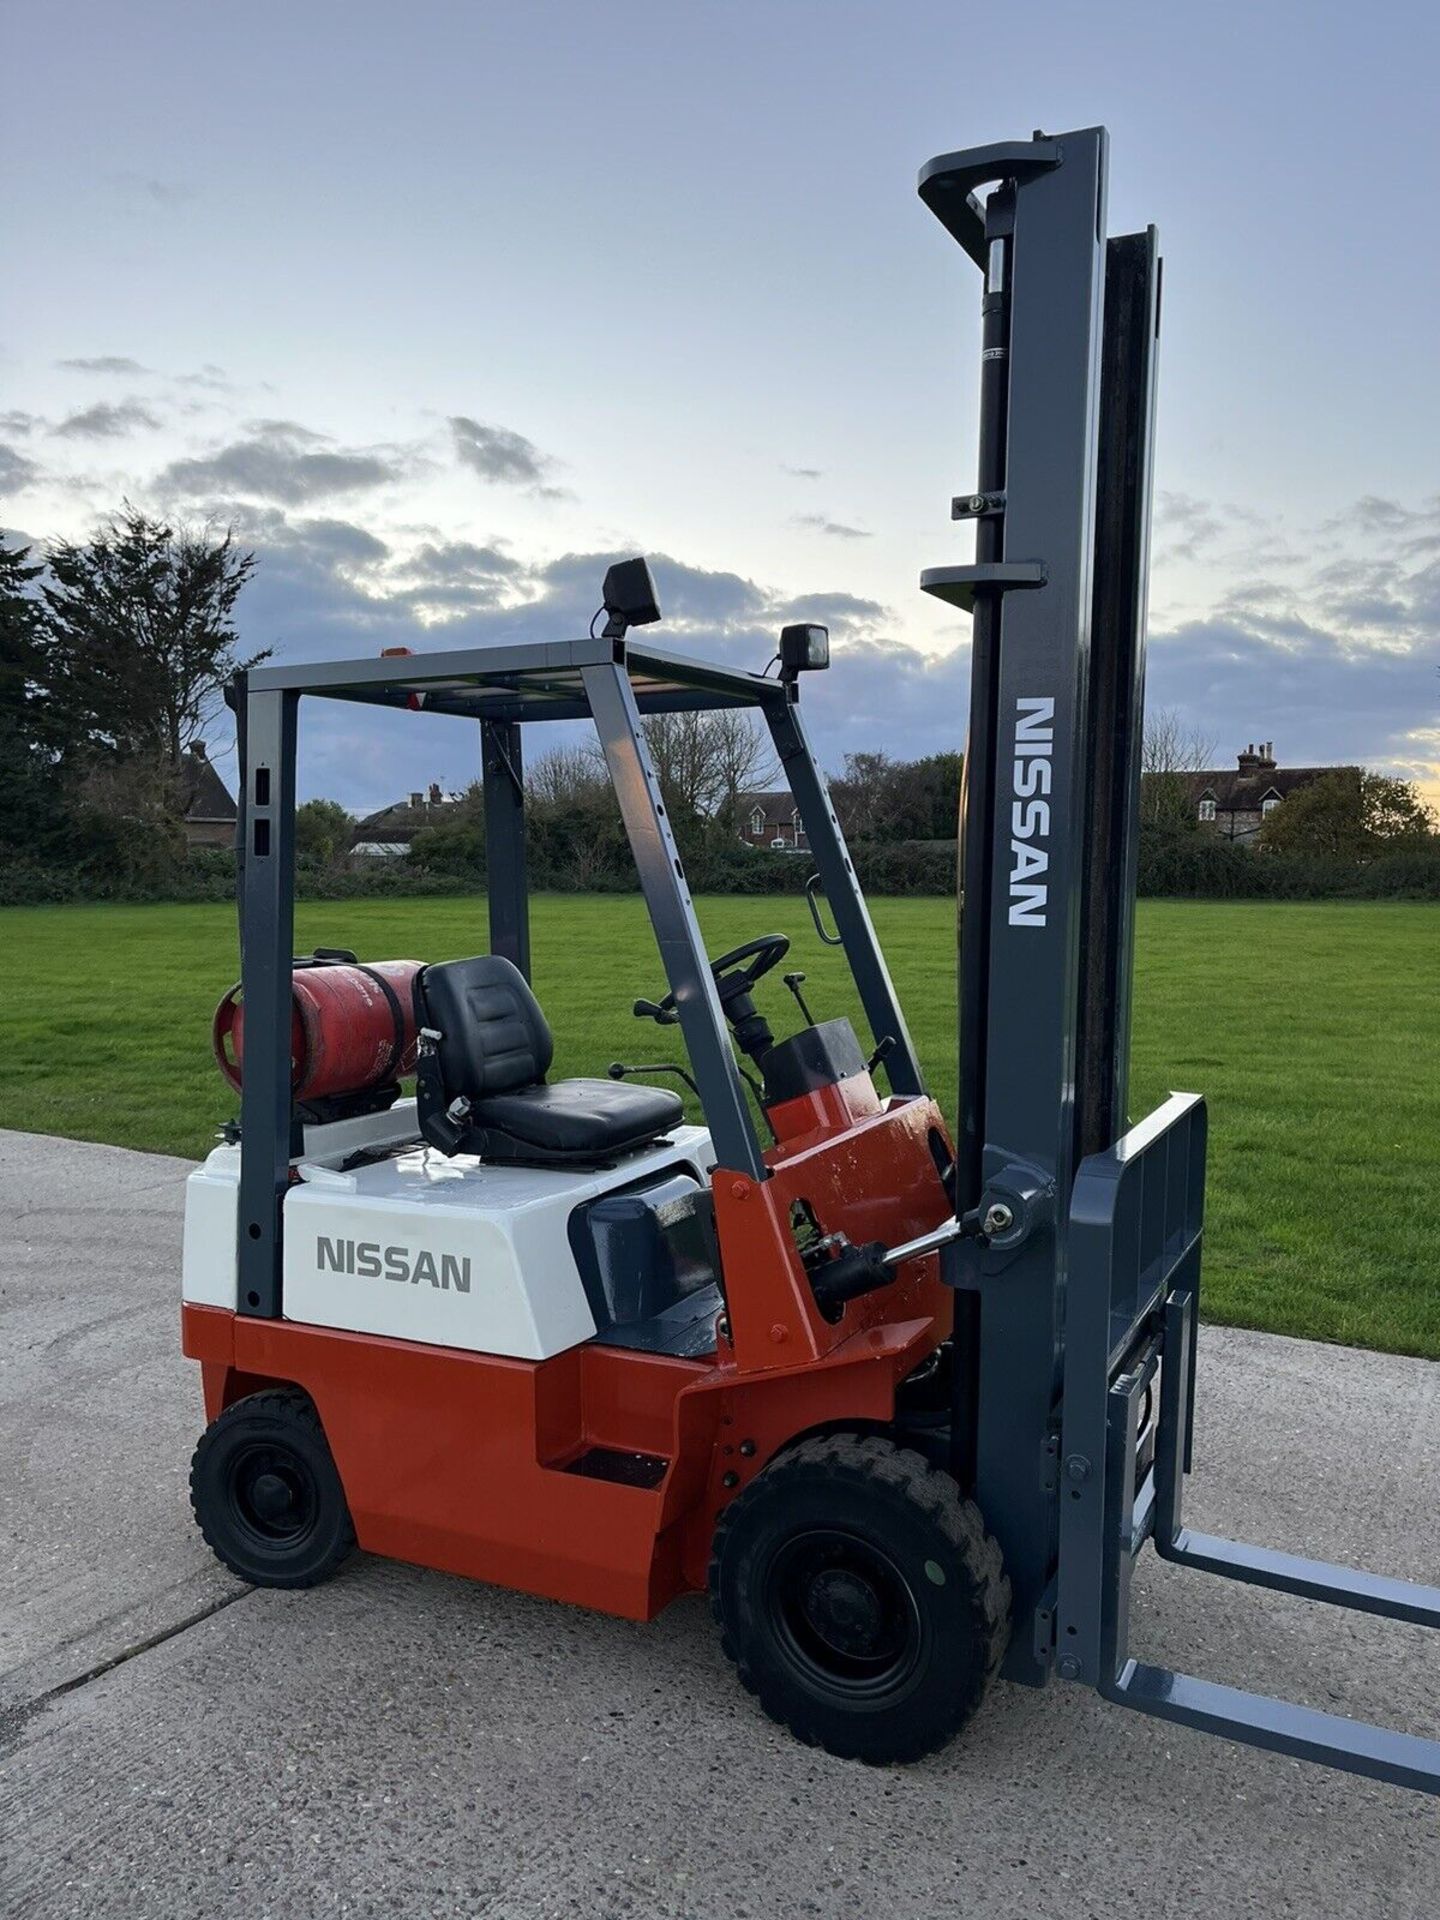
<box><xmin>1181</xmin><ymin>766</ymin><xmax>1351</xmax><ymax>812</ymax></box>
<box><xmin>740</xmin><ymin>789</ymin><xmax>798</xmax><ymax>827</ymax></box>
<box><xmin>179</xmin><ymin>751</ymin><xmax>236</xmax><ymax>822</ymax></box>
<box><xmin>352</xmin><ymin>796</ymin><xmax>464</xmax><ymax>842</ymax></box>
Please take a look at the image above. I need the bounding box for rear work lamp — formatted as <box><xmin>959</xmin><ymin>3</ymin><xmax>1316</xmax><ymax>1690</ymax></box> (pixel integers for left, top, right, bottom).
<box><xmin>779</xmin><ymin>623</ymin><xmax>830</xmax><ymax>681</ymax></box>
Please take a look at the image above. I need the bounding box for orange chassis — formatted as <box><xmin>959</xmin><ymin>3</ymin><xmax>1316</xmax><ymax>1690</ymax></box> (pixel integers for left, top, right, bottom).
<box><xmin>183</xmin><ymin>1077</ymin><xmax>954</xmax><ymax>1622</ymax></box>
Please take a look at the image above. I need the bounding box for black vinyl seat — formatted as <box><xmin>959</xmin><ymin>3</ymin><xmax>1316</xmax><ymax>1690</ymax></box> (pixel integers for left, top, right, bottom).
<box><xmin>413</xmin><ymin>955</ymin><xmax>683</xmax><ymax>1167</ymax></box>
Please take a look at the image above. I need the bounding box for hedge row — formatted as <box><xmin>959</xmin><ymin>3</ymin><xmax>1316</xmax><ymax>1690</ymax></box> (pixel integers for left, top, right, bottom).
<box><xmin>4</xmin><ymin>828</ymin><xmax>1439</xmax><ymax>907</ymax></box>
<box><xmin>1135</xmin><ymin>824</ymin><xmax>1440</xmax><ymax>900</ymax></box>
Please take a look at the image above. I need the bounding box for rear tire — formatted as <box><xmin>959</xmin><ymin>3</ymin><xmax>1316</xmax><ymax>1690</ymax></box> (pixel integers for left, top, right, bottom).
<box><xmin>190</xmin><ymin>1388</ymin><xmax>355</xmax><ymax>1588</ymax></box>
<box><xmin>708</xmin><ymin>1433</ymin><xmax>1009</xmax><ymax>1763</ymax></box>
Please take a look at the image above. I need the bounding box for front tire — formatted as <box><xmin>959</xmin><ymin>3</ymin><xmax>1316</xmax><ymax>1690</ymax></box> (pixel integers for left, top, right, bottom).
<box><xmin>708</xmin><ymin>1433</ymin><xmax>1010</xmax><ymax>1763</ymax></box>
<box><xmin>190</xmin><ymin>1388</ymin><xmax>355</xmax><ymax>1588</ymax></box>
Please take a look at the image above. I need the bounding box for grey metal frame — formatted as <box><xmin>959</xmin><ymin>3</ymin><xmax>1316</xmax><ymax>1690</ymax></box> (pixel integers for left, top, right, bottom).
<box><xmin>231</xmin><ymin>630</ymin><xmax>920</xmax><ymax>1314</ymax></box>
<box><xmin>923</xmin><ymin>125</ymin><xmax>1111</xmax><ymax>1688</ymax></box>
<box><xmin>922</xmin><ymin>125</ymin><xmax>1440</xmax><ymax>1793</ymax></box>
<box><xmin>767</xmin><ymin>700</ymin><xmax>924</xmax><ymax>1098</ymax></box>
<box><xmin>583</xmin><ymin>660</ymin><xmax>763</xmax><ymax>1180</ymax></box>
<box><xmin>481</xmin><ymin>719</ymin><xmax>530</xmax><ymax>979</ymax></box>
<box><xmin>236</xmin><ymin>688</ymin><xmax>298</xmax><ymax>1319</ymax></box>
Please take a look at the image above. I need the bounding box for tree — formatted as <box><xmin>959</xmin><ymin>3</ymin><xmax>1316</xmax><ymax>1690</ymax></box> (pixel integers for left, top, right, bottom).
<box><xmin>638</xmin><ymin>709</ymin><xmax>772</xmax><ymax>830</ymax></box>
<box><xmin>890</xmin><ymin>751</ymin><xmax>963</xmax><ymax>840</ymax></box>
<box><xmin>706</xmin><ymin>708</ymin><xmax>775</xmax><ymax>836</ymax></box>
<box><xmin>295</xmin><ymin>798</ymin><xmax>354</xmax><ymax>865</ymax></box>
<box><xmin>830</xmin><ymin>752</ymin><xmax>906</xmax><ymax>840</ymax></box>
<box><xmin>526</xmin><ymin>742</ymin><xmax>610</xmax><ymax>809</ymax></box>
<box><xmin>0</xmin><ymin>534</ymin><xmax>61</xmax><ymax>853</ymax></box>
<box><xmin>1258</xmin><ymin>768</ymin><xmax>1437</xmax><ymax>859</ymax></box>
<box><xmin>41</xmin><ymin>505</ymin><xmax>264</xmax><ymax>776</ymax></box>
<box><xmin>828</xmin><ymin>751</ymin><xmax>957</xmax><ymax>843</ymax></box>
<box><xmin>1141</xmin><ymin>709</ymin><xmax>1216</xmax><ymax>826</ymax></box>
<box><xmin>521</xmin><ymin>744</ymin><xmax>629</xmax><ymax>888</ymax></box>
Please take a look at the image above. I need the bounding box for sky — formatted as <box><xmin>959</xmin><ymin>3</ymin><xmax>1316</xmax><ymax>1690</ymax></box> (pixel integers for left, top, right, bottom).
<box><xmin>3</xmin><ymin>0</ymin><xmax>1438</xmax><ymax>815</ymax></box>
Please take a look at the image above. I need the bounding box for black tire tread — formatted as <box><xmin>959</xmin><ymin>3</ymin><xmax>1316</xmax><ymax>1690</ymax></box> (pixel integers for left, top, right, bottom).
<box><xmin>708</xmin><ymin>1432</ymin><xmax>1010</xmax><ymax>1763</ymax></box>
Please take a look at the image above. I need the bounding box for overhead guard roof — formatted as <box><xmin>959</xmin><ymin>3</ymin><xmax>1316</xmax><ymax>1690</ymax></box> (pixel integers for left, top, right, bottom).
<box><xmin>245</xmin><ymin>635</ymin><xmax>791</xmax><ymax>723</ymax></box>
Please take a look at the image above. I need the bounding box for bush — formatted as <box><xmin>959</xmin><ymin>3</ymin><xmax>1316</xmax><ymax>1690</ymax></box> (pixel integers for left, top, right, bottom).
<box><xmin>852</xmin><ymin>841</ymin><xmax>956</xmax><ymax>896</ymax></box>
<box><xmin>1137</xmin><ymin>823</ymin><xmax>1262</xmax><ymax>899</ymax></box>
<box><xmin>1136</xmin><ymin>822</ymin><xmax>1440</xmax><ymax>900</ymax></box>
<box><xmin>6</xmin><ymin>816</ymin><xmax>1438</xmax><ymax>908</ymax></box>
<box><xmin>408</xmin><ymin>818</ymin><xmax>486</xmax><ymax>882</ymax></box>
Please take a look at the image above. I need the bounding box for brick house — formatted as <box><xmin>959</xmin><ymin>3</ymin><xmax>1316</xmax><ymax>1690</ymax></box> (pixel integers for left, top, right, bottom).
<box><xmin>179</xmin><ymin>743</ymin><xmax>237</xmax><ymax>850</ymax></box>
<box><xmin>352</xmin><ymin>782</ymin><xmax>463</xmax><ymax>856</ymax></box>
<box><xmin>738</xmin><ymin>789</ymin><xmax>807</xmax><ymax>851</ymax></box>
<box><xmin>1181</xmin><ymin>743</ymin><xmax>1351</xmax><ymax>845</ymax></box>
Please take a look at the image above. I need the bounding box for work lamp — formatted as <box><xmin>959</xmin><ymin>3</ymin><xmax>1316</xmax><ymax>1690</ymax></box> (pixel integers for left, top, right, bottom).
<box><xmin>779</xmin><ymin>622</ymin><xmax>830</xmax><ymax>680</ymax></box>
<box><xmin>601</xmin><ymin>557</ymin><xmax>662</xmax><ymax>637</ymax></box>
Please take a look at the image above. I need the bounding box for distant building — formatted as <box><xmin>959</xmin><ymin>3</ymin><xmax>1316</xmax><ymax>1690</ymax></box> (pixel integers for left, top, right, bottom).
<box><xmin>179</xmin><ymin>744</ymin><xmax>237</xmax><ymax>850</ymax></box>
<box><xmin>739</xmin><ymin>789</ymin><xmax>807</xmax><ymax>851</ymax></box>
<box><xmin>1181</xmin><ymin>743</ymin><xmax>1351</xmax><ymax>845</ymax></box>
<box><xmin>352</xmin><ymin>782</ymin><xmax>463</xmax><ymax>857</ymax></box>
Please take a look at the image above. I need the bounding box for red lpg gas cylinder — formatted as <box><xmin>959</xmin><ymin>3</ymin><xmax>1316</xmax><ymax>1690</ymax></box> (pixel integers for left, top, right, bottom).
<box><xmin>213</xmin><ymin>959</ymin><xmax>422</xmax><ymax>1100</ymax></box>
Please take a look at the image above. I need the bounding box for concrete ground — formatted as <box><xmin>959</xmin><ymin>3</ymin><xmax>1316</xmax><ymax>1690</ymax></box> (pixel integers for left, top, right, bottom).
<box><xmin>0</xmin><ymin>1128</ymin><xmax>1436</xmax><ymax>1919</ymax></box>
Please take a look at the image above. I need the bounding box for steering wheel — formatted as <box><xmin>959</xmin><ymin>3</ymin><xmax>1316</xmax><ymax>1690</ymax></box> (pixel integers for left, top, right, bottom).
<box><xmin>636</xmin><ymin>933</ymin><xmax>790</xmax><ymax>1025</ymax></box>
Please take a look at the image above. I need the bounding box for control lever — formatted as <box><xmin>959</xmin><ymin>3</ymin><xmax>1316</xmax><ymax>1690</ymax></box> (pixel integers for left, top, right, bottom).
<box><xmin>881</xmin><ymin>1208</ymin><xmax>987</xmax><ymax>1268</ymax></box>
<box><xmin>782</xmin><ymin>971</ymin><xmax>816</xmax><ymax>1024</ymax></box>
<box><xmin>608</xmin><ymin>1060</ymin><xmax>700</xmax><ymax>1100</ymax></box>
<box><xmin>632</xmin><ymin>997</ymin><xmax>680</xmax><ymax>1025</ymax></box>
<box><xmin>806</xmin><ymin>1207</ymin><xmax>990</xmax><ymax>1311</ymax></box>
<box><xmin>866</xmin><ymin>1034</ymin><xmax>896</xmax><ymax>1076</ymax></box>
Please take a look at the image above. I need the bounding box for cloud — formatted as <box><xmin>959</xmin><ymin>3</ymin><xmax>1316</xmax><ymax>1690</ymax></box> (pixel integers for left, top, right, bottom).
<box><xmin>793</xmin><ymin>512</ymin><xmax>871</xmax><ymax>541</ymax></box>
<box><xmin>175</xmin><ymin>365</ymin><xmax>237</xmax><ymax>393</ymax></box>
<box><xmin>402</xmin><ymin>540</ymin><xmax>523</xmax><ymax>592</ymax></box>
<box><xmin>282</xmin><ymin>517</ymin><xmax>392</xmax><ymax>571</ymax></box>
<box><xmin>405</xmin><ymin>539</ymin><xmax>518</xmax><ymax>580</ymax></box>
<box><xmin>381</xmin><ymin>539</ymin><xmax>526</xmax><ymax>619</ymax></box>
<box><xmin>1143</xmin><ymin>493</ymin><xmax>1440</xmax><ymax>780</ymax></box>
<box><xmin>112</xmin><ymin>172</ymin><xmax>194</xmax><ymax>207</ymax></box>
<box><xmin>1155</xmin><ymin>490</ymin><xmax>1224</xmax><ymax>560</ymax></box>
<box><xmin>1328</xmin><ymin>494</ymin><xmax>1419</xmax><ymax>536</ymax></box>
<box><xmin>201</xmin><ymin>504</ymin><xmax>392</xmax><ymax>577</ymax></box>
<box><xmin>205</xmin><ymin>515</ymin><xmax>941</xmax><ymax>809</ymax></box>
<box><xmin>1147</xmin><ymin>612</ymin><xmax>1438</xmax><ymax>776</ymax></box>
<box><xmin>52</xmin><ymin>399</ymin><xmax>162</xmax><ymax>440</ymax></box>
<box><xmin>243</xmin><ymin>418</ymin><xmax>329</xmax><ymax>446</ymax></box>
<box><xmin>780</xmin><ymin>590</ymin><xmax>888</xmax><ymax>635</ymax></box>
<box><xmin>0</xmin><ymin>444</ymin><xmax>40</xmax><ymax>496</ymax></box>
<box><xmin>159</xmin><ymin>422</ymin><xmax>405</xmax><ymax>507</ymax></box>
<box><xmin>0</xmin><ymin>411</ymin><xmax>40</xmax><ymax>436</ymax></box>
<box><xmin>534</xmin><ymin>551</ymin><xmax>773</xmax><ymax>635</ymax></box>
<box><xmin>448</xmin><ymin>415</ymin><xmax>556</xmax><ymax>489</ymax></box>
<box><xmin>56</xmin><ymin>355</ymin><xmax>149</xmax><ymax>376</ymax></box>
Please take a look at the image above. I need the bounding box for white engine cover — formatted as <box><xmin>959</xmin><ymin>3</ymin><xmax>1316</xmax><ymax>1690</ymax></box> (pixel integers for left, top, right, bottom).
<box><xmin>182</xmin><ymin>1108</ymin><xmax>716</xmax><ymax>1363</ymax></box>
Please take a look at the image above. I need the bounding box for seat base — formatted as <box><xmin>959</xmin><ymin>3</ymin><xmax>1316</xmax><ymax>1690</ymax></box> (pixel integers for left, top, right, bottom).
<box><xmin>464</xmin><ymin>1076</ymin><xmax>684</xmax><ymax>1167</ymax></box>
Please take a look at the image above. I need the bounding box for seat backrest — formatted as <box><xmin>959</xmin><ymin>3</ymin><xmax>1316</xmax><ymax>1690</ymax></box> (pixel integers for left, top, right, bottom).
<box><xmin>417</xmin><ymin>955</ymin><xmax>554</xmax><ymax>1099</ymax></box>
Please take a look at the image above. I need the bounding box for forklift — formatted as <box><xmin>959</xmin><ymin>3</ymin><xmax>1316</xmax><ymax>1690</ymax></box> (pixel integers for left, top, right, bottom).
<box><xmin>182</xmin><ymin>126</ymin><xmax>1440</xmax><ymax>1789</ymax></box>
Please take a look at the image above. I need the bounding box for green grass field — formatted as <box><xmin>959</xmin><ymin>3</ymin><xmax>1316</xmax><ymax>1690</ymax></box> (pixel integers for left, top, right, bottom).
<box><xmin>1</xmin><ymin>895</ymin><xmax>1436</xmax><ymax>1359</ymax></box>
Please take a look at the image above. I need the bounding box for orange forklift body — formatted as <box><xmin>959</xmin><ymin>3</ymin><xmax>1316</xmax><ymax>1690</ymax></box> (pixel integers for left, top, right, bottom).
<box><xmin>184</xmin><ymin>1091</ymin><xmax>954</xmax><ymax>1621</ymax></box>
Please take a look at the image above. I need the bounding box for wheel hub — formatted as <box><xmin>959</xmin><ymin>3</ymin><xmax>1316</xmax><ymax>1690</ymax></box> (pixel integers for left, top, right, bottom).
<box><xmin>766</xmin><ymin>1526</ymin><xmax>923</xmax><ymax>1698</ymax></box>
<box><xmin>249</xmin><ymin>1470</ymin><xmax>298</xmax><ymax>1523</ymax></box>
<box><xmin>230</xmin><ymin>1443</ymin><xmax>314</xmax><ymax>1544</ymax></box>
<box><xmin>804</xmin><ymin>1568</ymin><xmax>885</xmax><ymax>1655</ymax></box>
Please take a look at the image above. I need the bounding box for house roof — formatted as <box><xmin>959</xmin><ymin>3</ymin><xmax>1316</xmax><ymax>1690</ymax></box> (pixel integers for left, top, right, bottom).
<box><xmin>741</xmin><ymin>789</ymin><xmax>799</xmax><ymax>827</ymax></box>
<box><xmin>352</xmin><ymin>795</ymin><xmax>465</xmax><ymax>844</ymax></box>
<box><xmin>179</xmin><ymin>750</ymin><xmax>236</xmax><ymax>823</ymax></box>
<box><xmin>1180</xmin><ymin>766</ymin><xmax>1352</xmax><ymax>812</ymax></box>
